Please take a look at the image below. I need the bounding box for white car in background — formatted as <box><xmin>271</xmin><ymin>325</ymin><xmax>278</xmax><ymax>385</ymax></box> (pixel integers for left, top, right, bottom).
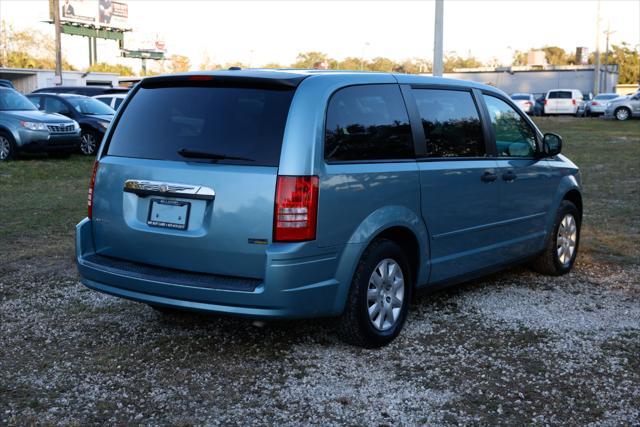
<box><xmin>510</xmin><ymin>93</ymin><xmax>536</xmax><ymax>114</ymax></box>
<box><xmin>544</xmin><ymin>89</ymin><xmax>583</xmax><ymax>115</ymax></box>
<box><xmin>93</xmin><ymin>93</ymin><xmax>127</xmax><ymax>110</ymax></box>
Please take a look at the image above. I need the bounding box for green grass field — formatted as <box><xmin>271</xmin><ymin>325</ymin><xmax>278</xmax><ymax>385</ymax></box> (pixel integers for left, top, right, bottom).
<box><xmin>0</xmin><ymin>117</ymin><xmax>638</xmax><ymax>264</ymax></box>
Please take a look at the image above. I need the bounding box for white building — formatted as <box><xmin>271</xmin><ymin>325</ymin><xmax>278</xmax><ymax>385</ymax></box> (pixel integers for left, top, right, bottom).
<box><xmin>0</xmin><ymin>67</ymin><xmax>120</xmax><ymax>93</ymax></box>
<box><xmin>443</xmin><ymin>64</ymin><xmax>619</xmax><ymax>97</ymax></box>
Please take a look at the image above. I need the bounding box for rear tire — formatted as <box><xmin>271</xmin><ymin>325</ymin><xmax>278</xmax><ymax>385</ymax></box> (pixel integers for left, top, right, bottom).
<box><xmin>530</xmin><ymin>200</ymin><xmax>580</xmax><ymax>276</ymax></box>
<box><xmin>338</xmin><ymin>239</ymin><xmax>412</xmax><ymax>348</ymax></box>
<box><xmin>0</xmin><ymin>131</ymin><xmax>17</xmax><ymax>161</ymax></box>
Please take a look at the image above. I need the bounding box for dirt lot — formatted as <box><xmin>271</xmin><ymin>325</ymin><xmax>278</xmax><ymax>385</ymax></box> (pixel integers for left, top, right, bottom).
<box><xmin>1</xmin><ymin>117</ymin><xmax>639</xmax><ymax>425</ymax></box>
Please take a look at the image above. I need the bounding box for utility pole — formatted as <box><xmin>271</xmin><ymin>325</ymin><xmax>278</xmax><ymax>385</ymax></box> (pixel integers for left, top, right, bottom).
<box><xmin>593</xmin><ymin>0</ymin><xmax>601</xmax><ymax>95</ymax></box>
<box><xmin>603</xmin><ymin>25</ymin><xmax>616</xmax><ymax>92</ymax></box>
<box><xmin>52</xmin><ymin>0</ymin><xmax>62</xmax><ymax>85</ymax></box>
<box><xmin>433</xmin><ymin>0</ymin><xmax>444</xmax><ymax>77</ymax></box>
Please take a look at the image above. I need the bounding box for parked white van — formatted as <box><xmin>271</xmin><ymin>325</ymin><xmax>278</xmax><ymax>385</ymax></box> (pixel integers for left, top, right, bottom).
<box><xmin>544</xmin><ymin>89</ymin><xmax>583</xmax><ymax>115</ymax></box>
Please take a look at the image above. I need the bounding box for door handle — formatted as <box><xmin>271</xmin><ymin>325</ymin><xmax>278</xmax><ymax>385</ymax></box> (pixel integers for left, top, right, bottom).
<box><xmin>502</xmin><ymin>171</ymin><xmax>517</xmax><ymax>182</ymax></box>
<box><xmin>481</xmin><ymin>171</ymin><xmax>497</xmax><ymax>183</ymax></box>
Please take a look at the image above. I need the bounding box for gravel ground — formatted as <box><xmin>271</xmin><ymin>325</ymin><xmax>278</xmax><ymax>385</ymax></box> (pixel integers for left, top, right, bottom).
<box><xmin>1</xmin><ymin>256</ymin><xmax>639</xmax><ymax>425</ymax></box>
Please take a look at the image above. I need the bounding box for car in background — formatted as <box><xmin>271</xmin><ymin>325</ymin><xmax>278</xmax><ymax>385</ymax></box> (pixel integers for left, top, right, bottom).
<box><xmin>93</xmin><ymin>93</ymin><xmax>127</xmax><ymax>110</ymax></box>
<box><xmin>576</xmin><ymin>93</ymin><xmax>593</xmax><ymax>117</ymax></box>
<box><xmin>544</xmin><ymin>89</ymin><xmax>583</xmax><ymax>115</ymax></box>
<box><xmin>587</xmin><ymin>93</ymin><xmax>620</xmax><ymax>116</ymax></box>
<box><xmin>0</xmin><ymin>87</ymin><xmax>81</xmax><ymax>161</ymax></box>
<box><xmin>0</xmin><ymin>79</ymin><xmax>15</xmax><ymax>89</ymax></box>
<box><xmin>604</xmin><ymin>91</ymin><xmax>640</xmax><ymax>121</ymax></box>
<box><xmin>31</xmin><ymin>86</ymin><xmax>130</xmax><ymax>97</ymax></box>
<box><xmin>510</xmin><ymin>93</ymin><xmax>535</xmax><ymax>115</ymax></box>
<box><xmin>26</xmin><ymin>93</ymin><xmax>115</xmax><ymax>155</ymax></box>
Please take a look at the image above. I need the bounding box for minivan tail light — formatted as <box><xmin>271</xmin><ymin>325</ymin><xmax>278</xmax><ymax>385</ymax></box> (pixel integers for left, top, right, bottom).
<box><xmin>87</xmin><ymin>160</ymin><xmax>99</xmax><ymax>219</ymax></box>
<box><xmin>544</xmin><ymin>99</ymin><xmax>548</xmax><ymax>105</ymax></box>
<box><xmin>572</xmin><ymin>99</ymin><xmax>576</xmax><ymax>105</ymax></box>
<box><xmin>274</xmin><ymin>176</ymin><xmax>319</xmax><ymax>242</ymax></box>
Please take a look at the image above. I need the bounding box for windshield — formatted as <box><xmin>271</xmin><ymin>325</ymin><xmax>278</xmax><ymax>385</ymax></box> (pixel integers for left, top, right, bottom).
<box><xmin>66</xmin><ymin>97</ymin><xmax>115</xmax><ymax>115</ymax></box>
<box><xmin>106</xmin><ymin>85</ymin><xmax>295</xmax><ymax>166</ymax></box>
<box><xmin>0</xmin><ymin>88</ymin><xmax>37</xmax><ymax>111</ymax></box>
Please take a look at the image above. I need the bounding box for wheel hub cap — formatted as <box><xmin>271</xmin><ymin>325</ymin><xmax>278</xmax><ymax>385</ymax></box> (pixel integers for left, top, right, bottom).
<box><xmin>367</xmin><ymin>258</ymin><xmax>405</xmax><ymax>331</ymax></box>
<box><xmin>0</xmin><ymin>136</ymin><xmax>10</xmax><ymax>160</ymax></box>
<box><xmin>556</xmin><ymin>214</ymin><xmax>577</xmax><ymax>266</ymax></box>
<box><xmin>81</xmin><ymin>134</ymin><xmax>96</xmax><ymax>155</ymax></box>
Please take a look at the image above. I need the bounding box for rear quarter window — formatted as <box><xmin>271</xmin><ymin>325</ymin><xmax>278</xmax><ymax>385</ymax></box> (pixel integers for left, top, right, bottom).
<box><xmin>106</xmin><ymin>85</ymin><xmax>295</xmax><ymax>166</ymax></box>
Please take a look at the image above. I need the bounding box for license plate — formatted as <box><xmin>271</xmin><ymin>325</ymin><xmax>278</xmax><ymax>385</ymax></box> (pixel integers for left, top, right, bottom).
<box><xmin>147</xmin><ymin>199</ymin><xmax>190</xmax><ymax>230</ymax></box>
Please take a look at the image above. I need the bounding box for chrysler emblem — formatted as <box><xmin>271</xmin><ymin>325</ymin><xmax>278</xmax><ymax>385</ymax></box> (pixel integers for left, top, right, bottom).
<box><xmin>159</xmin><ymin>184</ymin><xmax>169</xmax><ymax>192</ymax></box>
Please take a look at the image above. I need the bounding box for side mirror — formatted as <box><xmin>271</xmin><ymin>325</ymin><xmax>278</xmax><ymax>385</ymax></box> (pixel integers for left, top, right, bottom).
<box><xmin>542</xmin><ymin>133</ymin><xmax>563</xmax><ymax>157</ymax></box>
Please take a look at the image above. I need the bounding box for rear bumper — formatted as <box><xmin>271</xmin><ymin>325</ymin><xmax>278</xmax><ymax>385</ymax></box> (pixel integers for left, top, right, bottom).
<box><xmin>76</xmin><ymin>218</ymin><xmax>347</xmax><ymax>319</ymax></box>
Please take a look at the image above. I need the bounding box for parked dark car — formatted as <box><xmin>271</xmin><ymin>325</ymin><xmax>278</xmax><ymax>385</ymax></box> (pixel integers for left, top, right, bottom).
<box><xmin>0</xmin><ymin>79</ymin><xmax>15</xmax><ymax>89</ymax></box>
<box><xmin>0</xmin><ymin>87</ymin><xmax>81</xmax><ymax>161</ymax></box>
<box><xmin>31</xmin><ymin>86</ymin><xmax>129</xmax><ymax>96</ymax></box>
<box><xmin>26</xmin><ymin>93</ymin><xmax>115</xmax><ymax>155</ymax></box>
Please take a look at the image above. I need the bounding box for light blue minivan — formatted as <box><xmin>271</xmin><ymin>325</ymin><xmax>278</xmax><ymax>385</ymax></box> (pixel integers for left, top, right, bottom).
<box><xmin>76</xmin><ymin>70</ymin><xmax>582</xmax><ymax>347</ymax></box>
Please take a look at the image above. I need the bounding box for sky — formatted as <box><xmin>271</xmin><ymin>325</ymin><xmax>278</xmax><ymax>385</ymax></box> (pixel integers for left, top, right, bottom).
<box><xmin>1</xmin><ymin>0</ymin><xmax>639</xmax><ymax>73</ymax></box>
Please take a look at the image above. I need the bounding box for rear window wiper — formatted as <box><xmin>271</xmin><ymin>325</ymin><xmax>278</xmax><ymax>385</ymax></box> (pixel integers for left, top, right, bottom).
<box><xmin>177</xmin><ymin>148</ymin><xmax>254</xmax><ymax>162</ymax></box>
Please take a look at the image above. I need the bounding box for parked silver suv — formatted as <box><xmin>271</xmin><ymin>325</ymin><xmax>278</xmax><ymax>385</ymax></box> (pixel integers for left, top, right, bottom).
<box><xmin>604</xmin><ymin>91</ymin><xmax>640</xmax><ymax>121</ymax></box>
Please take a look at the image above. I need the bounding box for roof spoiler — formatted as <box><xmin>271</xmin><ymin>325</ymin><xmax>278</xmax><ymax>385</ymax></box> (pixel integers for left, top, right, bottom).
<box><xmin>140</xmin><ymin>74</ymin><xmax>306</xmax><ymax>90</ymax></box>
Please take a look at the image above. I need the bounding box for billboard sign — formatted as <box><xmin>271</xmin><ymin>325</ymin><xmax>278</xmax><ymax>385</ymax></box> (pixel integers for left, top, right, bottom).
<box><xmin>57</xmin><ymin>0</ymin><xmax>129</xmax><ymax>30</ymax></box>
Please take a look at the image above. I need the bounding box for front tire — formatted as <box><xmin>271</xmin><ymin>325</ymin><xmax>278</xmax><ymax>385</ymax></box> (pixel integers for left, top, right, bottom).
<box><xmin>80</xmin><ymin>130</ymin><xmax>98</xmax><ymax>155</ymax></box>
<box><xmin>0</xmin><ymin>131</ymin><xmax>17</xmax><ymax>161</ymax></box>
<box><xmin>531</xmin><ymin>200</ymin><xmax>580</xmax><ymax>276</ymax></box>
<box><xmin>338</xmin><ymin>239</ymin><xmax>412</xmax><ymax>348</ymax></box>
<box><xmin>614</xmin><ymin>107</ymin><xmax>631</xmax><ymax>121</ymax></box>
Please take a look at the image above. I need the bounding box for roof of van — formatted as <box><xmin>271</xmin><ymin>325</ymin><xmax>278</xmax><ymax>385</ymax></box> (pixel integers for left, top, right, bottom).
<box><xmin>139</xmin><ymin>69</ymin><xmax>502</xmax><ymax>94</ymax></box>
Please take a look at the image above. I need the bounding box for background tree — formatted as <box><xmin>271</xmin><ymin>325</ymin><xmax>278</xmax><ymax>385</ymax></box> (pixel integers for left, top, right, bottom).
<box><xmin>86</xmin><ymin>62</ymin><xmax>134</xmax><ymax>76</ymax></box>
<box><xmin>198</xmin><ymin>53</ymin><xmax>220</xmax><ymax>71</ymax></box>
<box><xmin>368</xmin><ymin>57</ymin><xmax>397</xmax><ymax>72</ymax></box>
<box><xmin>443</xmin><ymin>54</ymin><xmax>482</xmax><ymax>72</ymax></box>
<box><xmin>337</xmin><ymin>56</ymin><xmax>365</xmax><ymax>71</ymax></box>
<box><xmin>261</xmin><ymin>62</ymin><xmax>285</xmax><ymax>69</ymax></box>
<box><xmin>167</xmin><ymin>54</ymin><xmax>191</xmax><ymax>73</ymax></box>
<box><xmin>606</xmin><ymin>43</ymin><xmax>639</xmax><ymax>84</ymax></box>
<box><xmin>0</xmin><ymin>24</ymin><xmax>75</xmax><ymax>70</ymax></box>
<box><xmin>291</xmin><ymin>51</ymin><xmax>335</xmax><ymax>68</ymax></box>
<box><xmin>539</xmin><ymin>46</ymin><xmax>573</xmax><ymax>65</ymax></box>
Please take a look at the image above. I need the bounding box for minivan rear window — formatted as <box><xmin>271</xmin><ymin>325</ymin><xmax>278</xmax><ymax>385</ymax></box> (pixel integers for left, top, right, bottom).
<box><xmin>510</xmin><ymin>95</ymin><xmax>530</xmax><ymax>100</ymax></box>
<box><xmin>548</xmin><ymin>91</ymin><xmax>572</xmax><ymax>99</ymax></box>
<box><xmin>106</xmin><ymin>85</ymin><xmax>295</xmax><ymax>166</ymax></box>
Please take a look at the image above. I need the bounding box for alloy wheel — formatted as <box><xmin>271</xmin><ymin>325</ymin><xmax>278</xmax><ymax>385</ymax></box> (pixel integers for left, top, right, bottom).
<box><xmin>615</xmin><ymin>108</ymin><xmax>630</xmax><ymax>121</ymax></box>
<box><xmin>80</xmin><ymin>132</ymin><xmax>96</xmax><ymax>155</ymax></box>
<box><xmin>367</xmin><ymin>258</ymin><xmax>405</xmax><ymax>331</ymax></box>
<box><xmin>0</xmin><ymin>136</ymin><xmax>11</xmax><ymax>160</ymax></box>
<box><xmin>556</xmin><ymin>214</ymin><xmax>577</xmax><ymax>266</ymax></box>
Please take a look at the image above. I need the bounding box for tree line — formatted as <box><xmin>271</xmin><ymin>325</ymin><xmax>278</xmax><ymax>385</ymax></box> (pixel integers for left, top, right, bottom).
<box><xmin>1</xmin><ymin>24</ymin><xmax>638</xmax><ymax>84</ymax></box>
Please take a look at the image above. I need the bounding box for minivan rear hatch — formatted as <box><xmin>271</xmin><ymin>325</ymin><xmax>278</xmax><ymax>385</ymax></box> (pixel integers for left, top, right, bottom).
<box><xmin>91</xmin><ymin>74</ymin><xmax>301</xmax><ymax>279</ymax></box>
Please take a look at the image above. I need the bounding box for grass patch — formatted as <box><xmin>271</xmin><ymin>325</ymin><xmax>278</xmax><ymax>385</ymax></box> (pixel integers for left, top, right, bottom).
<box><xmin>533</xmin><ymin>117</ymin><xmax>640</xmax><ymax>264</ymax></box>
<box><xmin>0</xmin><ymin>117</ymin><xmax>638</xmax><ymax>265</ymax></box>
